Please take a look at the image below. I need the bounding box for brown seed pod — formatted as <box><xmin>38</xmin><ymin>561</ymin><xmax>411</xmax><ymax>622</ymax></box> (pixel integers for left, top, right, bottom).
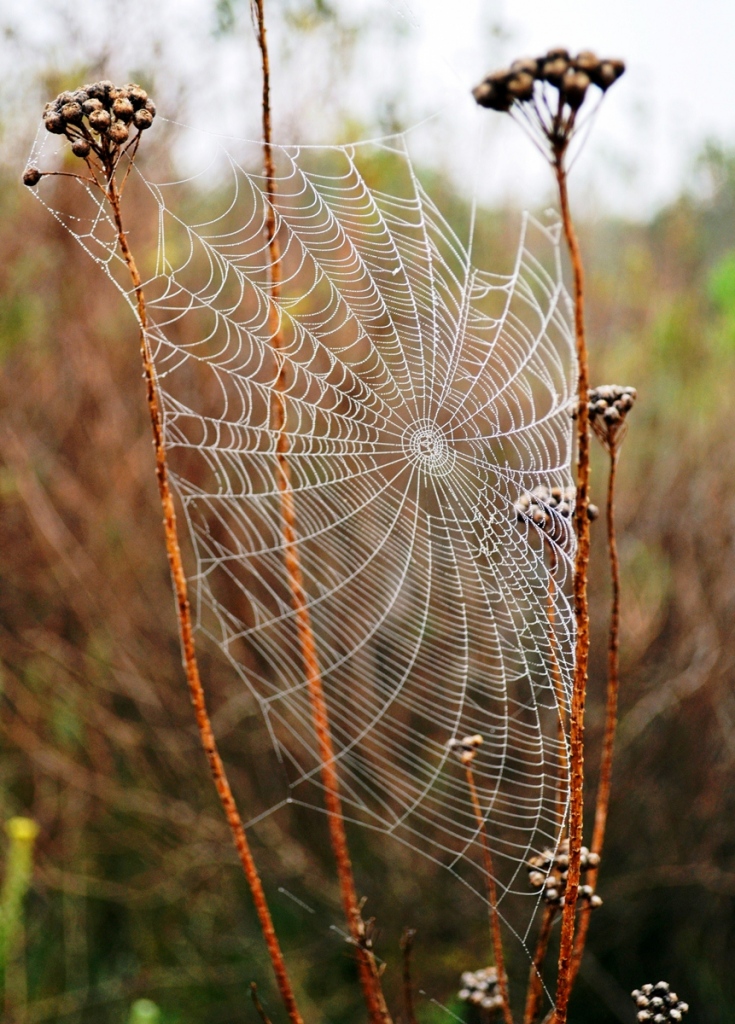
<box><xmin>43</xmin><ymin>111</ymin><xmax>66</xmax><ymax>134</ymax></box>
<box><xmin>587</xmin><ymin>503</ymin><xmax>600</xmax><ymax>521</ymax></box>
<box><xmin>592</xmin><ymin>58</ymin><xmax>626</xmax><ymax>91</ymax></box>
<box><xmin>108</xmin><ymin>121</ymin><xmax>130</xmax><ymax>145</ymax></box>
<box><xmin>574</xmin><ymin>50</ymin><xmax>601</xmax><ymax>74</ymax></box>
<box><xmin>71</xmin><ymin>89</ymin><xmax>89</xmax><ymax>106</ymax></box>
<box><xmin>85</xmin><ymin>81</ymin><xmax>108</xmax><ymax>101</ymax></box>
<box><xmin>507</xmin><ymin>71</ymin><xmax>536</xmax><ymax>101</ymax></box>
<box><xmin>541</xmin><ymin>56</ymin><xmax>570</xmax><ymax>87</ymax></box>
<box><xmin>546</xmin><ymin>47</ymin><xmax>571</xmax><ymax>61</ymax></box>
<box><xmin>561</xmin><ymin>69</ymin><xmax>591</xmax><ymax>110</ymax></box>
<box><xmin>60</xmin><ymin>101</ymin><xmax>84</xmax><ymax>125</ymax></box>
<box><xmin>144</xmin><ymin>97</ymin><xmax>157</xmax><ymax>117</ymax></box>
<box><xmin>71</xmin><ymin>137</ymin><xmax>91</xmax><ymax>158</ymax></box>
<box><xmin>511</xmin><ymin>56</ymin><xmax>540</xmax><ymax>77</ymax></box>
<box><xmin>133</xmin><ymin>108</ymin><xmax>154</xmax><ymax>131</ymax></box>
<box><xmin>82</xmin><ymin>98</ymin><xmax>104</xmax><ymax>115</ymax></box>
<box><xmin>22</xmin><ymin>166</ymin><xmax>42</xmax><ymax>187</ymax></box>
<box><xmin>89</xmin><ymin>108</ymin><xmax>111</xmax><ymax>133</ymax></box>
<box><xmin>472</xmin><ymin>79</ymin><xmax>512</xmax><ymax>112</ymax></box>
<box><xmin>112</xmin><ymin>96</ymin><xmax>135</xmax><ymax>122</ymax></box>
<box><xmin>127</xmin><ymin>85</ymin><xmax>149</xmax><ymax>108</ymax></box>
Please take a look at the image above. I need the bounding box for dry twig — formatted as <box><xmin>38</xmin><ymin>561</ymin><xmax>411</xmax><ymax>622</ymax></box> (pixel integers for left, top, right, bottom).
<box><xmin>249</xmin><ymin>2</ymin><xmax>390</xmax><ymax>1020</ymax></box>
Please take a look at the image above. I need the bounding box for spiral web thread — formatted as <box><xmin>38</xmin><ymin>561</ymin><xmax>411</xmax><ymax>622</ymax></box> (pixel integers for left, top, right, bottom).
<box><xmin>30</xmin><ymin>124</ymin><xmax>578</xmax><ymax>953</ymax></box>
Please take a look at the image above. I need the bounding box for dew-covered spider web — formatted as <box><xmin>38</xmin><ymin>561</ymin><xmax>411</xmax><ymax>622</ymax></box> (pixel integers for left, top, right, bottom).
<box><xmin>30</xmin><ymin>121</ymin><xmax>578</xmax><ymax>957</ymax></box>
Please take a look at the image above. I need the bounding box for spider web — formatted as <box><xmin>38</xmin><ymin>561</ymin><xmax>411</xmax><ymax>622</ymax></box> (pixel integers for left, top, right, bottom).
<box><xmin>29</xmin><ymin>123</ymin><xmax>578</xmax><ymax>950</ymax></box>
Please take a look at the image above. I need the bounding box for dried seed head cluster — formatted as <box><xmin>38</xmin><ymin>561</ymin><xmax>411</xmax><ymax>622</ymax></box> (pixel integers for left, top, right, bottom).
<box><xmin>473</xmin><ymin>49</ymin><xmax>625</xmax><ymax>158</ymax></box>
<box><xmin>458</xmin><ymin>967</ymin><xmax>504</xmax><ymax>1013</ymax></box>
<box><xmin>588</xmin><ymin>385</ymin><xmax>637</xmax><ymax>450</ymax></box>
<box><xmin>527</xmin><ymin>839</ymin><xmax>602</xmax><ymax>908</ymax></box>
<box><xmin>24</xmin><ymin>81</ymin><xmax>156</xmax><ymax>186</ymax></box>
<box><xmin>448</xmin><ymin>734</ymin><xmax>483</xmax><ymax>766</ymax></box>
<box><xmin>515</xmin><ymin>485</ymin><xmax>599</xmax><ymax>547</ymax></box>
<box><xmin>631</xmin><ymin>982</ymin><xmax>689</xmax><ymax>1023</ymax></box>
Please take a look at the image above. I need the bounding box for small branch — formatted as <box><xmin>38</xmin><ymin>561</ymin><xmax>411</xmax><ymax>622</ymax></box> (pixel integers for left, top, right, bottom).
<box><xmin>400</xmin><ymin>929</ymin><xmax>419</xmax><ymax>1024</ymax></box>
<box><xmin>105</xmin><ymin>173</ymin><xmax>304</xmax><ymax>1024</ymax></box>
<box><xmin>250</xmin><ymin>983</ymin><xmax>274</xmax><ymax>1024</ymax></box>
<box><xmin>567</xmin><ymin>445</ymin><xmax>621</xmax><ymax>984</ymax></box>
<box><xmin>523</xmin><ymin>906</ymin><xmax>556</xmax><ymax>1024</ymax></box>
<box><xmin>465</xmin><ymin>766</ymin><xmax>514</xmax><ymax>1024</ymax></box>
<box><xmin>545</xmin><ymin>545</ymin><xmax>568</xmax><ymax>830</ymax></box>
<box><xmin>250</xmin><ymin>3</ymin><xmax>390</xmax><ymax>1021</ymax></box>
<box><xmin>592</xmin><ymin>446</ymin><xmax>621</xmax><ymax>857</ymax></box>
<box><xmin>552</xmin><ymin>150</ymin><xmax>592</xmax><ymax>1024</ymax></box>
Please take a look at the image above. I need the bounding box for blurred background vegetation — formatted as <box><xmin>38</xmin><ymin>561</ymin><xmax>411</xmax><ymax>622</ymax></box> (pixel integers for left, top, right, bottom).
<box><xmin>1</xmin><ymin>1</ymin><xmax>734</xmax><ymax>1022</ymax></box>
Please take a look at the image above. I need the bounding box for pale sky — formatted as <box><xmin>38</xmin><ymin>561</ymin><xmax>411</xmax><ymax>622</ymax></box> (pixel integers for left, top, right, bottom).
<box><xmin>6</xmin><ymin>0</ymin><xmax>735</xmax><ymax>217</ymax></box>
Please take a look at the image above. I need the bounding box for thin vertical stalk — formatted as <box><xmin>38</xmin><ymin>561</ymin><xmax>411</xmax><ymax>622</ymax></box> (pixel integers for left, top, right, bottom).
<box><xmin>106</xmin><ymin>175</ymin><xmax>304</xmax><ymax>1024</ymax></box>
<box><xmin>400</xmin><ymin>929</ymin><xmax>419</xmax><ymax>1024</ymax></box>
<box><xmin>592</xmin><ymin>447</ymin><xmax>620</xmax><ymax>858</ymax></box>
<box><xmin>251</xmin><ymin>983</ymin><xmax>275</xmax><ymax>1024</ymax></box>
<box><xmin>250</xmin><ymin>3</ymin><xmax>390</xmax><ymax>1021</ymax></box>
<box><xmin>552</xmin><ymin>151</ymin><xmax>592</xmax><ymax>1024</ymax></box>
<box><xmin>545</xmin><ymin>545</ymin><xmax>568</xmax><ymax>830</ymax></box>
<box><xmin>568</xmin><ymin>446</ymin><xmax>620</xmax><ymax>983</ymax></box>
<box><xmin>465</xmin><ymin>767</ymin><xmax>514</xmax><ymax>1024</ymax></box>
<box><xmin>523</xmin><ymin>906</ymin><xmax>556</xmax><ymax>1024</ymax></box>
<box><xmin>522</xmin><ymin>543</ymin><xmax>565</xmax><ymax>1024</ymax></box>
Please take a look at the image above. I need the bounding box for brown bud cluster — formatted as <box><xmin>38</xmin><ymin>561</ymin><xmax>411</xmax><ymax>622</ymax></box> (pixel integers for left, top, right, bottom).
<box><xmin>448</xmin><ymin>734</ymin><xmax>483</xmax><ymax>766</ymax></box>
<box><xmin>458</xmin><ymin>967</ymin><xmax>504</xmax><ymax>1012</ymax></box>
<box><xmin>24</xmin><ymin>81</ymin><xmax>156</xmax><ymax>186</ymax></box>
<box><xmin>514</xmin><ymin>485</ymin><xmax>599</xmax><ymax>547</ymax></box>
<box><xmin>632</xmin><ymin>982</ymin><xmax>689</xmax><ymax>1024</ymax></box>
<box><xmin>527</xmin><ymin>839</ymin><xmax>602</xmax><ymax>908</ymax></box>
<box><xmin>588</xmin><ymin>384</ymin><xmax>637</xmax><ymax>449</ymax></box>
<box><xmin>473</xmin><ymin>48</ymin><xmax>625</xmax><ymax>115</ymax></box>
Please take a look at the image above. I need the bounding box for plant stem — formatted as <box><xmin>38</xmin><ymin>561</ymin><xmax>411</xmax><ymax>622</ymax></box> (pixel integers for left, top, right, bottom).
<box><xmin>523</xmin><ymin>906</ymin><xmax>555</xmax><ymax>1024</ymax></box>
<box><xmin>400</xmin><ymin>929</ymin><xmax>419</xmax><ymax>1024</ymax></box>
<box><xmin>465</xmin><ymin>766</ymin><xmax>514</xmax><ymax>1024</ymax></box>
<box><xmin>250</xmin><ymin>3</ymin><xmax>391</xmax><ymax>1021</ymax></box>
<box><xmin>251</xmin><ymin>982</ymin><xmax>274</xmax><ymax>1024</ymax></box>
<box><xmin>568</xmin><ymin>446</ymin><xmax>621</xmax><ymax>983</ymax></box>
<box><xmin>552</xmin><ymin>152</ymin><xmax>592</xmax><ymax>1024</ymax></box>
<box><xmin>522</xmin><ymin>548</ymin><xmax>565</xmax><ymax>1024</ymax></box>
<box><xmin>545</xmin><ymin>546</ymin><xmax>568</xmax><ymax>830</ymax></box>
<box><xmin>106</xmin><ymin>174</ymin><xmax>304</xmax><ymax>1024</ymax></box>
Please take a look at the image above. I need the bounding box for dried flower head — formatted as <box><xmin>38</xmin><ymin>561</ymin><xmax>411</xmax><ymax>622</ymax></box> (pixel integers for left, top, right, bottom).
<box><xmin>22</xmin><ymin>166</ymin><xmax>42</xmax><ymax>187</ymax></box>
<box><xmin>514</xmin><ymin>484</ymin><xmax>599</xmax><ymax>549</ymax></box>
<box><xmin>472</xmin><ymin>48</ymin><xmax>626</xmax><ymax>161</ymax></box>
<box><xmin>631</xmin><ymin>982</ymin><xmax>689</xmax><ymax>1023</ymax></box>
<box><xmin>527</xmin><ymin>839</ymin><xmax>602</xmax><ymax>908</ymax></box>
<box><xmin>25</xmin><ymin>80</ymin><xmax>157</xmax><ymax>187</ymax></box>
<box><xmin>458</xmin><ymin>966</ymin><xmax>504</xmax><ymax>1012</ymax></box>
<box><xmin>588</xmin><ymin>384</ymin><xmax>637</xmax><ymax>451</ymax></box>
<box><xmin>448</xmin><ymin>734</ymin><xmax>483</xmax><ymax>766</ymax></box>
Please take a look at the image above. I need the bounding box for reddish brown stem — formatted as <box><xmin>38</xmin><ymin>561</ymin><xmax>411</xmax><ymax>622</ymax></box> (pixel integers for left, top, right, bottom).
<box><xmin>106</xmin><ymin>175</ymin><xmax>304</xmax><ymax>1024</ymax></box>
<box><xmin>567</xmin><ymin>447</ymin><xmax>620</xmax><ymax>984</ymax></box>
<box><xmin>592</xmin><ymin>448</ymin><xmax>620</xmax><ymax>857</ymax></box>
<box><xmin>465</xmin><ymin>766</ymin><xmax>514</xmax><ymax>1024</ymax></box>
<box><xmin>250</xmin><ymin>3</ymin><xmax>390</xmax><ymax>1021</ymax></box>
<box><xmin>523</xmin><ymin>906</ymin><xmax>556</xmax><ymax>1024</ymax></box>
<box><xmin>552</xmin><ymin>153</ymin><xmax>592</xmax><ymax>1024</ymax></box>
<box><xmin>250</xmin><ymin>983</ymin><xmax>274</xmax><ymax>1024</ymax></box>
<box><xmin>400</xmin><ymin>929</ymin><xmax>419</xmax><ymax>1024</ymax></box>
<box><xmin>545</xmin><ymin>545</ymin><xmax>568</xmax><ymax>830</ymax></box>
